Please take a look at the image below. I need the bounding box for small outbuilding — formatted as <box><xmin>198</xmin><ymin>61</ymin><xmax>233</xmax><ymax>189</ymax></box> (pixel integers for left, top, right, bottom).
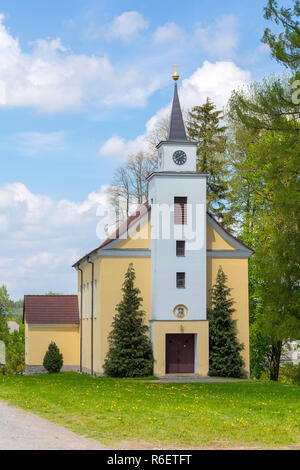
<box><xmin>23</xmin><ymin>295</ymin><xmax>80</xmax><ymax>374</ymax></box>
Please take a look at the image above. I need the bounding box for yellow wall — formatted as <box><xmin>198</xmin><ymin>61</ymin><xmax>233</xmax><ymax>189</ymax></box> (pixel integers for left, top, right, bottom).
<box><xmin>152</xmin><ymin>321</ymin><xmax>209</xmax><ymax>377</ymax></box>
<box><xmin>116</xmin><ymin>216</ymin><xmax>150</xmax><ymax>249</ymax></box>
<box><xmin>78</xmin><ymin>257</ymin><xmax>101</xmax><ymax>373</ymax></box>
<box><xmin>207</xmin><ymin>258</ymin><xmax>250</xmax><ymax>373</ymax></box>
<box><xmin>79</xmin><ymin>256</ymin><xmax>151</xmax><ymax>375</ymax></box>
<box><xmin>25</xmin><ymin>323</ymin><xmax>79</xmax><ymax>366</ymax></box>
<box><xmin>207</xmin><ymin>221</ymin><xmax>235</xmax><ymax>250</ymax></box>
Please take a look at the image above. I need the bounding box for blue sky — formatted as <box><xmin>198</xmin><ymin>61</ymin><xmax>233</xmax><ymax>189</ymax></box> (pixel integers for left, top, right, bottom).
<box><xmin>0</xmin><ymin>0</ymin><xmax>288</xmax><ymax>299</ymax></box>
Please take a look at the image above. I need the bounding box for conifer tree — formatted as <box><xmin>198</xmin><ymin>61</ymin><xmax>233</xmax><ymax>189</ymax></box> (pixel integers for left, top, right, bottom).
<box><xmin>208</xmin><ymin>267</ymin><xmax>245</xmax><ymax>378</ymax></box>
<box><xmin>187</xmin><ymin>98</ymin><xmax>229</xmax><ymax>222</ymax></box>
<box><xmin>103</xmin><ymin>263</ymin><xmax>153</xmax><ymax>377</ymax></box>
<box><xmin>43</xmin><ymin>342</ymin><xmax>63</xmax><ymax>373</ymax></box>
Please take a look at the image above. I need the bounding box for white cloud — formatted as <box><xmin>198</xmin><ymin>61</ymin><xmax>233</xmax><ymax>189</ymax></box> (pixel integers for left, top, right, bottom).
<box><xmin>0</xmin><ymin>182</ymin><xmax>110</xmax><ymax>298</ymax></box>
<box><xmin>99</xmin><ymin>61</ymin><xmax>250</xmax><ymax>161</ymax></box>
<box><xmin>153</xmin><ymin>22</ymin><xmax>183</xmax><ymax>44</ymax></box>
<box><xmin>15</xmin><ymin>131</ymin><xmax>67</xmax><ymax>156</ymax></box>
<box><xmin>99</xmin><ymin>134</ymin><xmax>149</xmax><ymax>161</ymax></box>
<box><xmin>180</xmin><ymin>61</ymin><xmax>250</xmax><ymax>110</ymax></box>
<box><xmin>104</xmin><ymin>11</ymin><xmax>148</xmax><ymax>42</ymax></box>
<box><xmin>0</xmin><ymin>14</ymin><xmax>156</xmax><ymax>112</ymax></box>
<box><xmin>195</xmin><ymin>14</ymin><xmax>239</xmax><ymax>59</ymax></box>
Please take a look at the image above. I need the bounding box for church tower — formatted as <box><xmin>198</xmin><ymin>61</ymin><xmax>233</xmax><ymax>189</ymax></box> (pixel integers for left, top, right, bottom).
<box><xmin>147</xmin><ymin>68</ymin><xmax>209</xmax><ymax>377</ymax></box>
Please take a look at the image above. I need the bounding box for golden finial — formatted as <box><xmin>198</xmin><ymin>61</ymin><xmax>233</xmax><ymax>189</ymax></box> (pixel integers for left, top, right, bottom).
<box><xmin>172</xmin><ymin>62</ymin><xmax>180</xmax><ymax>81</ymax></box>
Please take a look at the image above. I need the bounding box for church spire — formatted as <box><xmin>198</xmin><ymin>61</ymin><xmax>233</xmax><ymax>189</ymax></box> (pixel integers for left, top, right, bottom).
<box><xmin>168</xmin><ymin>65</ymin><xmax>187</xmax><ymax>141</ymax></box>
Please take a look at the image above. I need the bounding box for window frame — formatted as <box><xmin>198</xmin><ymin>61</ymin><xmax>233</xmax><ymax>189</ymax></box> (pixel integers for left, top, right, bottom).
<box><xmin>176</xmin><ymin>272</ymin><xmax>186</xmax><ymax>288</ymax></box>
<box><xmin>176</xmin><ymin>240</ymin><xmax>185</xmax><ymax>257</ymax></box>
<box><xmin>174</xmin><ymin>197</ymin><xmax>187</xmax><ymax>225</ymax></box>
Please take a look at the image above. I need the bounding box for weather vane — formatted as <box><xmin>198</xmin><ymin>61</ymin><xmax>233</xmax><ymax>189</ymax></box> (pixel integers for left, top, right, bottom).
<box><xmin>172</xmin><ymin>62</ymin><xmax>180</xmax><ymax>81</ymax></box>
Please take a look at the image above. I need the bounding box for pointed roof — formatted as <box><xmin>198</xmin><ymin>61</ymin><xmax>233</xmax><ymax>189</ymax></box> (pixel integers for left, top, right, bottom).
<box><xmin>168</xmin><ymin>82</ymin><xmax>187</xmax><ymax>141</ymax></box>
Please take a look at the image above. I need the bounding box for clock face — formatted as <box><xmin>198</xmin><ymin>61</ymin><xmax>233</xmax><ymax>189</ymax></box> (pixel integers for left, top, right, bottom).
<box><xmin>173</xmin><ymin>150</ymin><xmax>187</xmax><ymax>165</ymax></box>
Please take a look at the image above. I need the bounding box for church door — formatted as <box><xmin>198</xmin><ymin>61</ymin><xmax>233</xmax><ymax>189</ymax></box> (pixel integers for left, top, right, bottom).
<box><xmin>166</xmin><ymin>334</ymin><xmax>195</xmax><ymax>374</ymax></box>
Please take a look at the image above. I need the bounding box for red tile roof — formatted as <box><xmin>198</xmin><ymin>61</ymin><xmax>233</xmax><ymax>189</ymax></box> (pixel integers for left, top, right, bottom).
<box><xmin>23</xmin><ymin>295</ymin><xmax>79</xmax><ymax>325</ymax></box>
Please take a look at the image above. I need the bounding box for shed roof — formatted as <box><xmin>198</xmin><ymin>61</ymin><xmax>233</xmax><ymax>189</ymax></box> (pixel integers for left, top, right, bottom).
<box><xmin>23</xmin><ymin>295</ymin><xmax>79</xmax><ymax>325</ymax></box>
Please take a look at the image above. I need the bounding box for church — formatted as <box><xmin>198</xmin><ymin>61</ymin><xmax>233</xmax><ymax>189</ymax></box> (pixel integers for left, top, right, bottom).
<box><xmin>24</xmin><ymin>71</ymin><xmax>253</xmax><ymax>377</ymax></box>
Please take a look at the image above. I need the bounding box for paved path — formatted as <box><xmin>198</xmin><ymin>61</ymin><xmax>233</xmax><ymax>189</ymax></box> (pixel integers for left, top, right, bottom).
<box><xmin>0</xmin><ymin>401</ymin><xmax>109</xmax><ymax>450</ymax></box>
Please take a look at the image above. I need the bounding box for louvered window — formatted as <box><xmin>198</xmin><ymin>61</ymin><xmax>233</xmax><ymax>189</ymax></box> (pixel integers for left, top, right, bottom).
<box><xmin>176</xmin><ymin>241</ymin><xmax>185</xmax><ymax>256</ymax></box>
<box><xmin>176</xmin><ymin>272</ymin><xmax>185</xmax><ymax>288</ymax></box>
<box><xmin>174</xmin><ymin>197</ymin><xmax>187</xmax><ymax>224</ymax></box>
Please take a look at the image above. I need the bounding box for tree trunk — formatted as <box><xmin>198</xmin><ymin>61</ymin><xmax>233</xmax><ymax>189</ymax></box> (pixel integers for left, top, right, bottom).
<box><xmin>269</xmin><ymin>341</ymin><xmax>282</xmax><ymax>381</ymax></box>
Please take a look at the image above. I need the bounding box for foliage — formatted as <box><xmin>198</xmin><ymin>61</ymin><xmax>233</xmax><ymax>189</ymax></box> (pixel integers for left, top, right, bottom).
<box><xmin>0</xmin><ymin>285</ymin><xmax>12</xmax><ymax>318</ymax></box>
<box><xmin>0</xmin><ymin>286</ymin><xmax>25</xmax><ymax>375</ymax></box>
<box><xmin>187</xmin><ymin>98</ymin><xmax>229</xmax><ymax>222</ymax></box>
<box><xmin>43</xmin><ymin>342</ymin><xmax>63</xmax><ymax>373</ymax></box>
<box><xmin>279</xmin><ymin>362</ymin><xmax>300</xmax><ymax>385</ymax></box>
<box><xmin>208</xmin><ymin>267</ymin><xmax>245</xmax><ymax>378</ymax></box>
<box><xmin>5</xmin><ymin>324</ymin><xmax>25</xmax><ymax>375</ymax></box>
<box><xmin>227</xmin><ymin>0</ymin><xmax>300</xmax><ymax>381</ymax></box>
<box><xmin>262</xmin><ymin>0</ymin><xmax>300</xmax><ymax>70</ymax></box>
<box><xmin>104</xmin><ymin>263</ymin><xmax>153</xmax><ymax>377</ymax></box>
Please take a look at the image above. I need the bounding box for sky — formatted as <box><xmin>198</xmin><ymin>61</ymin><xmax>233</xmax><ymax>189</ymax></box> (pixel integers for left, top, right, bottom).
<box><xmin>0</xmin><ymin>0</ymin><xmax>288</xmax><ymax>299</ymax></box>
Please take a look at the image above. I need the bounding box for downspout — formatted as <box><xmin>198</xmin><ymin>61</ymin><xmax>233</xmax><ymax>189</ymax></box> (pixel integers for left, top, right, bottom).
<box><xmin>78</xmin><ymin>266</ymin><xmax>83</xmax><ymax>373</ymax></box>
<box><xmin>87</xmin><ymin>257</ymin><xmax>94</xmax><ymax>376</ymax></box>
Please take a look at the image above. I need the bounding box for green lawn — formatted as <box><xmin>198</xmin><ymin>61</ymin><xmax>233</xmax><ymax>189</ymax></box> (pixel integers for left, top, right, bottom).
<box><xmin>0</xmin><ymin>372</ymin><xmax>299</xmax><ymax>449</ymax></box>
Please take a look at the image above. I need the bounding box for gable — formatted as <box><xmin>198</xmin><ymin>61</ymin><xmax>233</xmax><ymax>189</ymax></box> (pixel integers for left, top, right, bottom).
<box><xmin>73</xmin><ymin>205</ymin><xmax>253</xmax><ymax>268</ymax></box>
<box><xmin>114</xmin><ymin>214</ymin><xmax>151</xmax><ymax>249</ymax></box>
<box><xmin>207</xmin><ymin>220</ymin><xmax>235</xmax><ymax>250</ymax></box>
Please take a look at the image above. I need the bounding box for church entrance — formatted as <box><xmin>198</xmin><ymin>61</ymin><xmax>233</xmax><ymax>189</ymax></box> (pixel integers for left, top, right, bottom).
<box><xmin>166</xmin><ymin>334</ymin><xmax>195</xmax><ymax>374</ymax></box>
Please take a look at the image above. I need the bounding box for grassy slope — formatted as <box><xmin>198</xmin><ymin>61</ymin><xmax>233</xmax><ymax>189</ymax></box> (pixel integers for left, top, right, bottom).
<box><xmin>0</xmin><ymin>372</ymin><xmax>299</xmax><ymax>448</ymax></box>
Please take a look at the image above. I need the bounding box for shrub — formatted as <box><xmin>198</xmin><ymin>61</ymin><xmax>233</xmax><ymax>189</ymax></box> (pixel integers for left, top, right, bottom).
<box><xmin>279</xmin><ymin>363</ymin><xmax>300</xmax><ymax>386</ymax></box>
<box><xmin>43</xmin><ymin>342</ymin><xmax>63</xmax><ymax>373</ymax></box>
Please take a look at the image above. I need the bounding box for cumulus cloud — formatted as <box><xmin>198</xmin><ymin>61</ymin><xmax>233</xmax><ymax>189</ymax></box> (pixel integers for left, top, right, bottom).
<box><xmin>99</xmin><ymin>134</ymin><xmax>149</xmax><ymax>161</ymax></box>
<box><xmin>180</xmin><ymin>61</ymin><xmax>250</xmax><ymax>110</ymax></box>
<box><xmin>99</xmin><ymin>61</ymin><xmax>250</xmax><ymax>160</ymax></box>
<box><xmin>0</xmin><ymin>182</ymin><xmax>110</xmax><ymax>298</ymax></box>
<box><xmin>195</xmin><ymin>14</ymin><xmax>239</xmax><ymax>59</ymax></box>
<box><xmin>0</xmin><ymin>14</ymin><xmax>157</xmax><ymax>112</ymax></box>
<box><xmin>104</xmin><ymin>11</ymin><xmax>148</xmax><ymax>42</ymax></box>
<box><xmin>153</xmin><ymin>22</ymin><xmax>183</xmax><ymax>44</ymax></box>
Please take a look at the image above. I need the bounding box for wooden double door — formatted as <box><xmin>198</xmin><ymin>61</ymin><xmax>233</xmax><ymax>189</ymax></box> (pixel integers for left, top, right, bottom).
<box><xmin>166</xmin><ymin>334</ymin><xmax>195</xmax><ymax>374</ymax></box>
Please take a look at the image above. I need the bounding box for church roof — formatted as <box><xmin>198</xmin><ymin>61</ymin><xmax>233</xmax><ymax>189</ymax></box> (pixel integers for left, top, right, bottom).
<box><xmin>168</xmin><ymin>82</ymin><xmax>187</xmax><ymax>141</ymax></box>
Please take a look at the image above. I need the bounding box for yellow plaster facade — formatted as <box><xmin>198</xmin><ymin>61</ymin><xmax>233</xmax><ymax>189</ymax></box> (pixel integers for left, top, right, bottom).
<box><xmin>25</xmin><ymin>323</ymin><xmax>79</xmax><ymax>367</ymax></box>
<box><xmin>77</xmin><ymin>214</ymin><xmax>251</xmax><ymax>377</ymax></box>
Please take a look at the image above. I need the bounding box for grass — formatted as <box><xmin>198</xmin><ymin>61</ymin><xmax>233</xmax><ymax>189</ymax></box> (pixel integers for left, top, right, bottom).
<box><xmin>0</xmin><ymin>372</ymin><xmax>299</xmax><ymax>449</ymax></box>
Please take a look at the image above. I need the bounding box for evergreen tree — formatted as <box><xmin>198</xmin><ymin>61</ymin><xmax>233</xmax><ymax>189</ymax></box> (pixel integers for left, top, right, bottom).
<box><xmin>208</xmin><ymin>267</ymin><xmax>245</xmax><ymax>378</ymax></box>
<box><xmin>43</xmin><ymin>342</ymin><xmax>63</xmax><ymax>373</ymax></box>
<box><xmin>187</xmin><ymin>98</ymin><xmax>229</xmax><ymax>222</ymax></box>
<box><xmin>103</xmin><ymin>263</ymin><xmax>153</xmax><ymax>377</ymax></box>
